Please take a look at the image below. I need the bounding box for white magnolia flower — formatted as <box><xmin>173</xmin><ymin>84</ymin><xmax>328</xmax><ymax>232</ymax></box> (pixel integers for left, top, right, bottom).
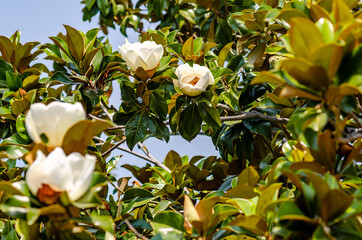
<box><xmin>25</xmin><ymin>102</ymin><xmax>86</xmax><ymax>147</ymax></box>
<box><xmin>26</xmin><ymin>147</ymin><xmax>96</xmax><ymax>202</ymax></box>
<box><xmin>118</xmin><ymin>39</ymin><xmax>164</xmax><ymax>72</ymax></box>
<box><xmin>174</xmin><ymin>63</ymin><xmax>214</xmax><ymax>96</ymax></box>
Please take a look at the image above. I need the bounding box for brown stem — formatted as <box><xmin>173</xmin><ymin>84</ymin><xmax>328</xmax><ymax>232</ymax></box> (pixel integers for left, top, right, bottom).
<box><xmin>125</xmin><ymin>219</ymin><xmax>150</xmax><ymax>240</ymax></box>
<box><xmin>340</xmin><ymin>133</ymin><xmax>362</xmax><ymax>144</ymax></box>
<box><xmin>93</xmin><ymin>137</ymin><xmax>171</xmax><ymax>172</ymax></box>
<box><xmin>101</xmin><ymin>139</ymin><xmax>126</xmax><ymax>157</ymax></box>
<box><xmin>220</xmin><ymin>111</ymin><xmax>289</xmax><ymax>124</ymax></box>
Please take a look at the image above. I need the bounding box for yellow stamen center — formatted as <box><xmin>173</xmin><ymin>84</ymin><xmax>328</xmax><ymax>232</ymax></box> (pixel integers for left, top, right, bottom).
<box><xmin>189</xmin><ymin>77</ymin><xmax>200</xmax><ymax>86</ymax></box>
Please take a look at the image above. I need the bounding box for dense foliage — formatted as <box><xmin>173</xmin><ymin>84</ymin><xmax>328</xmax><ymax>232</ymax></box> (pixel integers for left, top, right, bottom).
<box><xmin>0</xmin><ymin>0</ymin><xmax>361</xmax><ymax>239</ymax></box>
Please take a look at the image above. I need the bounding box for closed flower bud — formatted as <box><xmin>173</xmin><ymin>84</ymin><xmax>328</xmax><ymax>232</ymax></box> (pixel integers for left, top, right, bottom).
<box><xmin>25</xmin><ymin>102</ymin><xmax>86</xmax><ymax>147</ymax></box>
<box><xmin>26</xmin><ymin>147</ymin><xmax>96</xmax><ymax>204</ymax></box>
<box><xmin>118</xmin><ymin>39</ymin><xmax>164</xmax><ymax>72</ymax></box>
<box><xmin>174</xmin><ymin>63</ymin><xmax>214</xmax><ymax>96</ymax></box>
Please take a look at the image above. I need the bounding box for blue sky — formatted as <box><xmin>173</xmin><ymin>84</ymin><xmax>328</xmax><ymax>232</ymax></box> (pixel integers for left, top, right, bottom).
<box><xmin>0</xmin><ymin>0</ymin><xmax>219</xmax><ymax>178</ymax></box>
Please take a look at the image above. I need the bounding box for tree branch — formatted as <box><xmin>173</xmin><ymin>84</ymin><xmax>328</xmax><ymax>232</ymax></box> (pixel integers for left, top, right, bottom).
<box><xmin>125</xmin><ymin>219</ymin><xmax>150</xmax><ymax>240</ymax></box>
<box><xmin>340</xmin><ymin>133</ymin><xmax>362</xmax><ymax>144</ymax></box>
<box><xmin>220</xmin><ymin>110</ymin><xmax>289</xmax><ymax>124</ymax></box>
<box><xmin>93</xmin><ymin>137</ymin><xmax>171</xmax><ymax>172</ymax></box>
<box><xmin>217</xmin><ymin>104</ymin><xmax>289</xmax><ymax>124</ymax></box>
<box><xmin>217</xmin><ymin>103</ymin><xmax>238</xmax><ymax>113</ymax></box>
<box><xmin>101</xmin><ymin>139</ymin><xmax>126</xmax><ymax>157</ymax></box>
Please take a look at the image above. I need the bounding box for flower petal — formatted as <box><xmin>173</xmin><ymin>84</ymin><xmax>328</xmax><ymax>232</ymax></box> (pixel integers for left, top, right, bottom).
<box><xmin>66</xmin><ymin>153</ymin><xmax>96</xmax><ymax>201</ymax></box>
<box><xmin>180</xmin><ymin>85</ymin><xmax>203</xmax><ymax>96</ymax></box>
<box><xmin>26</xmin><ymin>150</ymin><xmax>47</xmax><ymax>195</ymax></box>
<box><xmin>25</xmin><ymin>102</ymin><xmax>85</xmax><ymax>147</ymax></box>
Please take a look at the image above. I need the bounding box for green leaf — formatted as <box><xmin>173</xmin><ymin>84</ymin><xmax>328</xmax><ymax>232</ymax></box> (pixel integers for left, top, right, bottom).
<box><xmin>256</xmin><ymin>183</ymin><xmax>282</xmax><ymax>218</ymax></box>
<box><xmin>239</xmin><ymin>85</ymin><xmax>267</xmax><ymax>107</ymax></box>
<box><xmin>85</xmin><ymin>0</ymin><xmax>96</xmax><ymax>10</ymax></box>
<box><xmin>5</xmin><ymin>229</ymin><xmax>19</xmax><ymax>240</ymax></box>
<box><xmin>90</xmin><ymin>215</ymin><xmax>114</xmax><ymax>233</ymax></box>
<box><xmin>64</xmin><ymin>25</ymin><xmax>85</xmax><ymax>63</ymax></box>
<box><xmin>217</xmin><ymin>42</ymin><xmax>233</xmax><ymax>67</ymax></box>
<box><xmin>121</xmin><ymin>85</ymin><xmax>140</xmax><ymax>111</ymax></box>
<box><xmin>149</xmin><ymin>90</ymin><xmax>168</xmax><ymax>120</ymax></box>
<box><xmin>49</xmin><ymin>71</ymin><xmax>74</xmax><ymax>84</ymax></box>
<box><xmin>182</xmin><ymin>36</ymin><xmax>194</xmax><ymax>58</ymax></box>
<box><xmin>152</xmin><ymin>211</ymin><xmax>185</xmax><ymax>237</ymax></box>
<box><xmin>6</xmin><ymin>72</ymin><xmax>22</xmax><ymax>91</ymax></box>
<box><xmin>97</xmin><ymin>0</ymin><xmax>111</xmax><ymax>16</ymax></box>
<box><xmin>148</xmin><ymin>117</ymin><xmax>170</xmax><ymax>142</ymax></box>
<box><xmin>62</xmin><ymin>119</ymin><xmax>112</xmax><ymax>155</ymax></box>
<box><xmin>179</xmin><ymin>103</ymin><xmax>202</xmax><ymax>141</ymax></box>
<box><xmin>215</xmin><ymin>19</ymin><xmax>233</xmax><ymax>45</ymax></box>
<box><xmin>315</xmin><ymin>18</ymin><xmax>334</xmax><ymax>43</ymax></box>
<box><xmin>16</xmin><ymin>115</ymin><xmax>31</xmax><ymax>143</ymax></box>
<box><xmin>289</xmin><ymin>18</ymin><xmax>324</xmax><ymax>58</ymax></box>
<box><xmin>123</xmin><ymin>188</ymin><xmax>155</xmax><ymax>207</ymax></box>
<box><xmin>198</xmin><ymin>102</ymin><xmax>221</xmax><ymax>129</ymax></box>
<box><xmin>244</xmin><ymin>119</ymin><xmax>272</xmax><ymax>139</ymax></box>
<box><xmin>129</xmin><ymin>219</ymin><xmax>153</xmax><ymax>231</ymax></box>
<box><xmin>125</xmin><ymin>112</ymin><xmax>148</xmax><ymax>150</ymax></box>
<box><xmin>164</xmin><ymin>150</ymin><xmax>182</xmax><ymax>171</ymax></box>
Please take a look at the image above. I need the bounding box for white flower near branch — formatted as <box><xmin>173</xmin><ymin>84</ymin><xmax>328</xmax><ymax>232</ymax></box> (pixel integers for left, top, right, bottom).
<box><xmin>25</xmin><ymin>102</ymin><xmax>86</xmax><ymax>147</ymax></box>
<box><xmin>26</xmin><ymin>147</ymin><xmax>96</xmax><ymax>203</ymax></box>
<box><xmin>174</xmin><ymin>63</ymin><xmax>214</xmax><ymax>96</ymax></box>
<box><xmin>118</xmin><ymin>39</ymin><xmax>164</xmax><ymax>72</ymax></box>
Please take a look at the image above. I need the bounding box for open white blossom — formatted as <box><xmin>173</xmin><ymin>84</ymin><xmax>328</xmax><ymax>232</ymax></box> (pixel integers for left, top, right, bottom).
<box><xmin>174</xmin><ymin>63</ymin><xmax>214</xmax><ymax>96</ymax></box>
<box><xmin>26</xmin><ymin>147</ymin><xmax>96</xmax><ymax>202</ymax></box>
<box><xmin>118</xmin><ymin>39</ymin><xmax>164</xmax><ymax>72</ymax></box>
<box><xmin>25</xmin><ymin>102</ymin><xmax>86</xmax><ymax>147</ymax></box>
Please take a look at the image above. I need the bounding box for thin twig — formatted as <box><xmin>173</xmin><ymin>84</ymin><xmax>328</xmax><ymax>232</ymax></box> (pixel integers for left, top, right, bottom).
<box><xmin>340</xmin><ymin>133</ymin><xmax>362</xmax><ymax>144</ymax></box>
<box><xmin>107</xmin><ymin>125</ymin><xmax>126</xmax><ymax>130</ymax></box>
<box><xmin>98</xmin><ymin>103</ymin><xmax>170</xmax><ymax>171</ymax></box>
<box><xmin>108</xmin><ymin>180</ymin><xmax>125</xmax><ymax>195</ymax></box>
<box><xmin>88</xmin><ymin>114</ymin><xmax>105</xmax><ymax>121</ymax></box>
<box><xmin>101</xmin><ymin>139</ymin><xmax>126</xmax><ymax>157</ymax></box>
<box><xmin>125</xmin><ymin>219</ymin><xmax>150</xmax><ymax>240</ymax></box>
<box><xmin>100</xmin><ymin>101</ymin><xmax>113</xmax><ymax>120</ymax></box>
<box><xmin>348</xmin><ymin>112</ymin><xmax>362</xmax><ymax>128</ymax></box>
<box><xmin>137</xmin><ymin>142</ymin><xmax>167</xmax><ymax>171</ymax></box>
<box><xmin>216</xmin><ymin>103</ymin><xmax>238</xmax><ymax>113</ymax></box>
<box><xmin>220</xmin><ymin>111</ymin><xmax>289</xmax><ymax>124</ymax></box>
<box><xmin>93</xmin><ymin>137</ymin><xmax>171</xmax><ymax>172</ymax></box>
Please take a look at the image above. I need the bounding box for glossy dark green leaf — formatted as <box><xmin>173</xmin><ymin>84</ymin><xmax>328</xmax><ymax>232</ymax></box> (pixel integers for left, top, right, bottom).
<box><xmin>198</xmin><ymin>102</ymin><xmax>221</xmax><ymax>129</ymax></box>
<box><xmin>5</xmin><ymin>72</ymin><xmax>22</xmax><ymax>91</ymax></box>
<box><xmin>215</xmin><ymin>19</ymin><xmax>233</xmax><ymax>45</ymax></box>
<box><xmin>123</xmin><ymin>188</ymin><xmax>155</xmax><ymax>207</ymax></box>
<box><xmin>121</xmin><ymin>85</ymin><xmax>140</xmax><ymax>112</ymax></box>
<box><xmin>148</xmin><ymin>117</ymin><xmax>170</xmax><ymax>142</ymax></box>
<box><xmin>244</xmin><ymin>119</ymin><xmax>271</xmax><ymax>139</ymax></box>
<box><xmin>179</xmin><ymin>103</ymin><xmax>202</xmax><ymax>141</ymax></box>
<box><xmin>239</xmin><ymin>85</ymin><xmax>267</xmax><ymax>107</ymax></box>
<box><xmin>97</xmin><ymin>0</ymin><xmax>111</xmax><ymax>16</ymax></box>
<box><xmin>149</xmin><ymin>90</ymin><xmax>168</xmax><ymax>120</ymax></box>
<box><xmin>125</xmin><ymin>112</ymin><xmax>148</xmax><ymax>150</ymax></box>
<box><xmin>49</xmin><ymin>71</ymin><xmax>74</xmax><ymax>84</ymax></box>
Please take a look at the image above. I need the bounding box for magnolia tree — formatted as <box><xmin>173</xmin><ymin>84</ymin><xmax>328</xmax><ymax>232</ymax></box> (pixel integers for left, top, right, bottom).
<box><xmin>0</xmin><ymin>0</ymin><xmax>361</xmax><ymax>239</ymax></box>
